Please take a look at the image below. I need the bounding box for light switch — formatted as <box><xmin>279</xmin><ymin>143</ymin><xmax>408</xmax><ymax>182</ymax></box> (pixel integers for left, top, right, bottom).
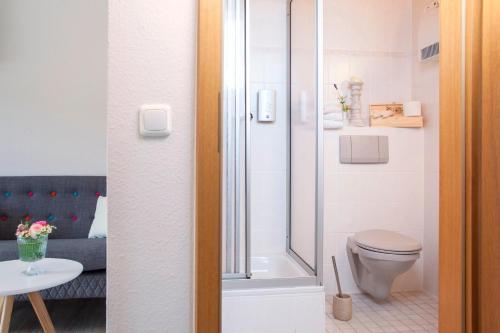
<box><xmin>139</xmin><ymin>104</ymin><xmax>172</xmax><ymax>137</ymax></box>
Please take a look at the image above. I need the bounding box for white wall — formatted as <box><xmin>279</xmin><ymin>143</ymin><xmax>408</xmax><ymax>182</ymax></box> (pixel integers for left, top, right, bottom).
<box><xmin>323</xmin><ymin>0</ymin><xmax>426</xmax><ymax>295</ymax></box>
<box><xmin>249</xmin><ymin>0</ymin><xmax>289</xmax><ymax>256</ymax></box>
<box><xmin>412</xmin><ymin>0</ymin><xmax>440</xmax><ymax>298</ymax></box>
<box><xmin>0</xmin><ymin>1</ymin><xmax>107</xmax><ymax>176</ymax></box>
<box><xmin>324</xmin><ymin>0</ymin><xmax>413</xmax><ymax>121</ymax></box>
<box><xmin>107</xmin><ymin>0</ymin><xmax>195</xmax><ymax>332</ymax></box>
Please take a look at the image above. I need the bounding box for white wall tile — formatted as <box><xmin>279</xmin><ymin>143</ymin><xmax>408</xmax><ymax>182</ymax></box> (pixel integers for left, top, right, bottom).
<box><xmin>249</xmin><ymin>0</ymin><xmax>289</xmax><ymax>257</ymax></box>
<box><xmin>249</xmin><ymin>0</ymin><xmax>288</xmax><ymax>49</ymax></box>
<box><xmin>323</xmin><ymin>0</ymin><xmax>427</xmax><ymax>296</ymax></box>
<box><xmin>323</xmin><ymin>129</ymin><xmax>425</xmax><ymax>294</ymax></box>
<box><xmin>264</xmin><ymin>48</ymin><xmax>287</xmax><ymax>84</ymax></box>
<box><xmin>323</xmin><ymin>233</ymin><xmax>361</xmax><ymax>295</ymax></box>
<box><xmin>412</xmin><ymin>0</ymin><xmax>440</xmax><ymax>298</ymax></box>
<box><xmin>249</xmin><ymin>50</ymin><xmax>266</xmax><ymax>83</ymax></box>
<box><xmin>325</xmin><ymin>0</ymin><xmax>412</xmax><ymax>53</ymax></box>
<box><xmin>326</xmin><ymin>53</ymin><xmax>350</xmax><ymax>84</ymax></box>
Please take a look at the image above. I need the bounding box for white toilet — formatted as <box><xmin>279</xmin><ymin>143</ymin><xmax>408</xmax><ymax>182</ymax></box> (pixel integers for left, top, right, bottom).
<box><xmin>346</xmin><ymin>229</ymin><xmax>422</xmax><ymax>301</ymax></box>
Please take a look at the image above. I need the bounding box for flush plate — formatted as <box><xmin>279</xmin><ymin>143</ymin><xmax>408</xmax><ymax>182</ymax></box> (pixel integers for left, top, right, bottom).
<box><xmin>339</xmin><ymin>135</ymin><xmax>389</xmax><ymax>164</ymax></box>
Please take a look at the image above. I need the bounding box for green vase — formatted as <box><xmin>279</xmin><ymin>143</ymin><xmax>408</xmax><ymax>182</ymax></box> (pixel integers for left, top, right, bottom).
<box><xmin>17</xmin><ymin>235</ymin><xmax>48</xmax><ymax>275</ymax></box>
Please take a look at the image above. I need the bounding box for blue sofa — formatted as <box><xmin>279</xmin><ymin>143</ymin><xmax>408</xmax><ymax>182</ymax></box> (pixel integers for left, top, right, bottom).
<box><xmin>0</xmin><ymin>176</ymin><xmax>106</xmax><ymax>299</ymax></box>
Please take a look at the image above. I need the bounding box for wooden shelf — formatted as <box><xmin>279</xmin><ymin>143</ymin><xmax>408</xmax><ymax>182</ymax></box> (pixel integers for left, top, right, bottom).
<box><xmin>369</xmin><ymin>103</ymin><xmax>424</xmax><ymax>128</ymax></box>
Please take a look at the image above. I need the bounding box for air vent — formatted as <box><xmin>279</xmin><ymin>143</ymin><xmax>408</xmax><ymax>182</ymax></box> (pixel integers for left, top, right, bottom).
<box><xmin>420</xmin><ymin>42</ymin><xmax>439</xmax><ymax>62</ymax></box>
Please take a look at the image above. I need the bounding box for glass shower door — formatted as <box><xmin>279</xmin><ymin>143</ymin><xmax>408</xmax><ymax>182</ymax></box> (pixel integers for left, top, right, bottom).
<box><xmin>288</xmin><ymin>0</ymin><xmax>323</xmax><ymax>281</ymax></box>
<box><xmin>222</xmin><ymin>0</ymin><xmax>249</xmax><ymax>279</ymax></box>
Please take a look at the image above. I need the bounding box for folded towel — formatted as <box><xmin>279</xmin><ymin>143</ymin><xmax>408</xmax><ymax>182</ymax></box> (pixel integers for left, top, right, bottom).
<box><xmin>324</xmin><ymin>101</ymin><xmax>343</xmax><ymax>109</ymax></box>
<box><xmin>324</xmin><ymin>112</ymin><xmax>343</xmax><ymax>121</ymax></box>
<box><xmin>324</xmin><ymin>119</ymin><xmax>343</xmax><ymax>129</ymax></box>
<box><xmin>324</xmin><ymin>105</ymin><xmax>342</xmax><ymax>114</ymax></box>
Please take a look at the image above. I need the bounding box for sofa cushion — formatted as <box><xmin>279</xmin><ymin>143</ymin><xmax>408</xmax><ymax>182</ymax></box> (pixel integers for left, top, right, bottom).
<box><xmin>0</xmin><ymin>238</ymin><xmax>106</xmax><ymax>271</ymax></box>
<box><xmin>0</xmin><ymin>176</ymin><xmax>106</xmax><ymax>240</ymax></box>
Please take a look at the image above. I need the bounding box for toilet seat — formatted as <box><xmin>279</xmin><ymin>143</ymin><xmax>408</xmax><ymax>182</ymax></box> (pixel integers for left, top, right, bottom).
<box><xmin>352</xmin><ymin>229</ymin><xmax>422</xmax><ymax>255</ymax></box>
<box><xmin>356</xmin><ymin>245</ymin><xmax>420</xmax><ymax>262</ymax></box>
<box><xmin>346</xmin><ymin>229</ymin><xmax>422</xmax><ymax>300</ymax></box>
<box><xmin>357</xmin><ymin>244</ymin><xmax>420</xmax><ymax>255</ymax></box>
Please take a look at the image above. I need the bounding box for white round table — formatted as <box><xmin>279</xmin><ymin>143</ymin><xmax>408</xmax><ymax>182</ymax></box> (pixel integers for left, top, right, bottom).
<box><xmin>0</xmin><ymin>258</ymin><xmax>83</xmax><ymax>333</ymax></box>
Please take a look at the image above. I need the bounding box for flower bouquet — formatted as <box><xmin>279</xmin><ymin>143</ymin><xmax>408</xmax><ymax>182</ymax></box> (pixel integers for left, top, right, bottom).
<box><xmin>16</xmin><ymin>220</ymin><xmax>56</xmax><ymax>275</ymax></box>
<box><xmin>333</xmin><ymin>83</ymin><xmax>351</xmax><ymax>125</ymax></box>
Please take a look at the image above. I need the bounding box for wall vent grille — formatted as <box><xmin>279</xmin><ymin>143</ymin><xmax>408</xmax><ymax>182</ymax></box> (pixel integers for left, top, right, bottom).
<box><xmin>420</xmin><ymin>42</ymin><xmax>439</xmax><ymax>62</ymax></box>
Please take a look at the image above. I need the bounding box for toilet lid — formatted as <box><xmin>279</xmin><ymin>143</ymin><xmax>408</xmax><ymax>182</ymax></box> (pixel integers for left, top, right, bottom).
<box><xmin>353</xmin><ymin>230</ymin><xmax>422</xmax><ymax>253</ymax></box>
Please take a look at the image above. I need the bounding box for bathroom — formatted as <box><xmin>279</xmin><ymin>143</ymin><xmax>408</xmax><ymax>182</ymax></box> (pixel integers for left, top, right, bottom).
<box><xmin>220</xmin><ymin>0</ymin><xmax>440</xmax><ymax>332</ymax></box>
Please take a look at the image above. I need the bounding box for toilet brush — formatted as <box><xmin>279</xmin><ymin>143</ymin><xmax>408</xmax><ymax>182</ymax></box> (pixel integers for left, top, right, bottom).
<box><xmin>332</xmin><ymin>256</ymin><xmax>343</xmax><ymax>297</ymax></box>
<box><xmin>331</xmin><ymin>256</ymin><xmax>352</xmax><ymax>321</ymax></box>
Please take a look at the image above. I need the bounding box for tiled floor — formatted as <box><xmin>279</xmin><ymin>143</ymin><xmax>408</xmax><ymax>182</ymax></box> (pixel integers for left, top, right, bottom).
<box><xmin>325</xmin><ymin>291</ymin><xmax>438</xmax><ymax>333</ymax></box>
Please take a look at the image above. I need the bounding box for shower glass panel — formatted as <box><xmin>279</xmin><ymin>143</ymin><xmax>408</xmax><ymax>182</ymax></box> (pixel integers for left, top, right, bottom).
<box><xmin>222</xmin><ymin>0</ymin><xmax>248</xmax><ymax>279</ymax></box>
<box><xmin>221</xmin><ymin>0</ymin><xmax>323</xmax><ymax>286</ymax></box>
<box><xmin>289</xmin><ymin>0</ymin><xmax>323</xmax><ymax>276</ymax></box>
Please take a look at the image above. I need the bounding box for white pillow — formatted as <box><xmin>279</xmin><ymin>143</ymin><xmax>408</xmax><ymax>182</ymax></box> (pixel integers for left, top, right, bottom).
<box><xmin>88</xmin><ymin>196</ymin><xmax>107</xmax><ymax>238</ymax></box>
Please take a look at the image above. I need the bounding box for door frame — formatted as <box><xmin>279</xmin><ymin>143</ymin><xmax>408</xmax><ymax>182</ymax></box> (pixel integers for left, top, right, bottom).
<box><xmin>195</xmin><ymin>0</ymin><xmax>222</xmax><ymax>332</ymax></box>
<box><xmin>196</xmin><ymin>1</ymin><xmax>468</xmax><ymax>332</ymax></box>
<box><xmin>439</xmin><ymin>0</ymin><xmax>466</xmax><ymax>332</ymax></box>
<box><xmin>465</xmin><ymin>0</ymin><xmax>500</xmax><ymax>331</ymax></box>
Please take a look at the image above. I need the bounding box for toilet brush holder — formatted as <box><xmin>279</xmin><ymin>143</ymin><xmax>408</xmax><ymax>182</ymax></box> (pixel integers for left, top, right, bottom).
<box><xmin>332</xmin><ymin>293</ymin><xmax>352</xmax><ymax>321</ymax></box>
<box><xmin>331</xmin><ymin>256</ymin><xmax>352</xmax><ymax>321</ymax></box>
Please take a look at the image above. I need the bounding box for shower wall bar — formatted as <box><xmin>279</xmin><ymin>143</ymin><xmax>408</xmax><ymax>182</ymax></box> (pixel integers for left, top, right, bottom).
<box><xmin>222</xmin><ymin>0</ymin><xmax>248</xmax><ymax>277</ymax></box>
<box><xmin>285</xmin><ymin>0</ymin><xmax>324</xmax><ymax>286</ymax></box>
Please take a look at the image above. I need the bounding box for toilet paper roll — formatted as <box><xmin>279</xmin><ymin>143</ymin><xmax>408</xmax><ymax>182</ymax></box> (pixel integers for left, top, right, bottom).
<box><xmin>403</xmin><ymin>101</ymin><xmax>422</xmax><ymax>117</ymax></box>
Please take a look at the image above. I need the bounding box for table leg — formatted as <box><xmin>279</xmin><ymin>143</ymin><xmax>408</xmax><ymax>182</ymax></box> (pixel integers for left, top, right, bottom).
<box><xmin>27</xmin><ymin>292</ymin><xmax>55</xmax><ymax>333</ymax></box>
<box><xmin>0</xmin><ymin>296</ymin><xmax>13</xmax><ymax>333</ymax></box>
<box><xmin>0</xmin><ymin>297</ymin><xmax>4</xmax><ymax>314</ymax></box>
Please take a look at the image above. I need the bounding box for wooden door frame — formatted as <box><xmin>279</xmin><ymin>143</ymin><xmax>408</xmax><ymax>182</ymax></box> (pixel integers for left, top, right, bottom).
<box><xmin>465</xmin><ymin>0</ymin><xmax>482</xmax><ymax>331</ymax></box>
<box><xmin>195</xmin><ymin>0</ymin><xmax>222</xmax><ymax>332</ymax></box>
<box><xmin>440</xmin><ymin>0</ymin><xmax>499</xmax><ymax>331</ymax></box>
<box><xmin>468</xmin><ymin>0</ymin><xmax>500</xmax><ymax>331</ymax></box>
<box><xmin>196</xmin><ymin>1</ymin><xmax>470</xmax><ymax>332</ymax></box>
<box><xmin>439</xmin><ymin>1</ymin><xmax>466</xmax><ymax>332</ymax></box>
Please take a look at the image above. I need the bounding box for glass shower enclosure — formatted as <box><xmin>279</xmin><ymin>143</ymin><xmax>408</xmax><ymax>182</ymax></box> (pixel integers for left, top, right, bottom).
<box><xmin>221</xmin><ymin>0</ymin><xmax>323</xmax><ymax>288</ymax></box>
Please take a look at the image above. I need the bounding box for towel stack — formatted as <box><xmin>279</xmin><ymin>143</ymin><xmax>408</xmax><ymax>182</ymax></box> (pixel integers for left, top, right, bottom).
<box><xmin>324</xmin><ymin>104</ymin><xmax>344</xmax><ymax>129</ymax></box>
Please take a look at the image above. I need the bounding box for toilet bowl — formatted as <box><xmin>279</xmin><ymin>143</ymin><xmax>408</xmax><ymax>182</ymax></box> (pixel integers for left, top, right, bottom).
<box><xmin>346</xmin><ymin>229</ymin><xmax>422</xmax><ymax>301</ymax></box>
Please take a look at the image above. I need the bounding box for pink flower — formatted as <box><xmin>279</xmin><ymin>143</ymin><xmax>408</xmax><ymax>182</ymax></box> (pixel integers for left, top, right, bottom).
<box><xmin>29</xmin><ymin>223</ymin><xmax>43</xmax><ymax>238</ymax></box>
<box><xmin>35</xmin><ymin>220</ymin><xmax>48</xmax><ymax>226</ymax></box>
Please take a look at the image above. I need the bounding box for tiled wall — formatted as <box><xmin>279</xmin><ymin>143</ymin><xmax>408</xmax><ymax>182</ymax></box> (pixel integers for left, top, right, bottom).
<box><xmin>249</xmin><ymin>1</ymin><xmax>439</xmax><ymax>299</ymax></box>
<box><xmin>323</xmin><ymin>127</ymin><xmax>424</xmax><ymax>294</ymax></box>
<box><xmin>412</xmin><ymin>0</ymin><xmax>440</xmax><ymax>298</ymax></box>
<box><xmin>322</xmin><ymin>0</ymin><xmax>427</xmax><ymax>295</ymax></box>
<box><xmin>249</xmin><ymin>0</ymin><xmax>288</xmax><ymax>256</ymax></box>
<box><xmin>324</xmin><ymin>0</ymin><xmax>413</xmax><ymax>122</ymax></box>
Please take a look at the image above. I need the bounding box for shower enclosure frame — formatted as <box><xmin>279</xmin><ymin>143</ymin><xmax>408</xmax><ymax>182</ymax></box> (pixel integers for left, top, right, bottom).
<box><xmin>221</xmin><ymin>0</ymin><xmax>324</xmax><ymax>288</ymax></box>
<box><xmin>196</xmin><ymin>0</ymin><xmax>475</xmax><ymax>331</ymax></box>
<box><xmin>221</xmin><ymin>0</ymin><xmax>250</xmax><ymax>280</ymax></box>
<box><xmin>285</xmin><ymin>0</ymin><xmax>325</xmax><ymax>287</ymax></box>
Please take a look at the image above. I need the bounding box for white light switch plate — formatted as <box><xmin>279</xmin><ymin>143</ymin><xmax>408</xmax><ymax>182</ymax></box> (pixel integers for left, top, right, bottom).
<box><xmin>139</xmin><ymin>104</ymin><xmax>172</xmax><ymax>137</ymax></box>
